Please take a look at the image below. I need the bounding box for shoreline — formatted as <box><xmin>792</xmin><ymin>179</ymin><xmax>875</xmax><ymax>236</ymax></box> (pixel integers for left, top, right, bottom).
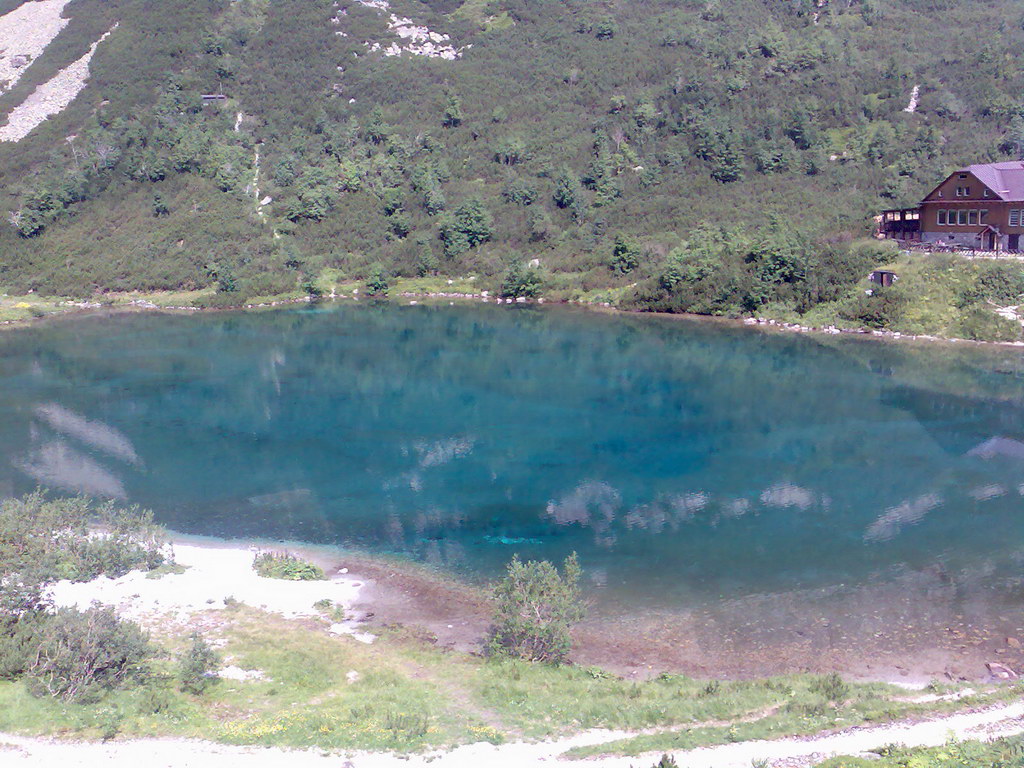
<box><xmin>2</xmin><ymin>288</ymin><xmax>1022</xmax><ymax>350</ymax></box>
<box><xmin>12</xmin><ymin>530</ymin><xmax>1024</xmax><ymax>767</ymax></box>
<box><xmin>76</xmin><ymin>531</ymin><xmax>1020</xmax><ymax>688</ymax></box>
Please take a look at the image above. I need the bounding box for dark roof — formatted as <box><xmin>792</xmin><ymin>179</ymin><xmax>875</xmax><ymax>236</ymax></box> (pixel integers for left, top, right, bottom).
<box><xmin>963</xmin><ymin>162</ymin><xmax>1024</xmax><ymax>202</ymax></box>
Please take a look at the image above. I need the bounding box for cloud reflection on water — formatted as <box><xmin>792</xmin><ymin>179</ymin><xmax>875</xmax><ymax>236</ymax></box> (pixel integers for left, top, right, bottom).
<box><xmin>34</xmin><ymin>402</ymin><xmax>140</xmax><ymax>466</ymax></box>
<box><xmin>864</xmin><ymin>493</ymin><xmax>942</xmax><ymax>542</ymax></box>
<box><xmin>14</xmin><ymin>438</ymin><xmax>127</xmax><ymax>499</ymax></box>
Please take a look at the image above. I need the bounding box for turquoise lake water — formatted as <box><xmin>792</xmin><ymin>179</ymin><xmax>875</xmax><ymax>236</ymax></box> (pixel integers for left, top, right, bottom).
<box><xmin>1</xmin><ymin>304</ymin><xmax>1023</xmax><ymax>649</ymax></box>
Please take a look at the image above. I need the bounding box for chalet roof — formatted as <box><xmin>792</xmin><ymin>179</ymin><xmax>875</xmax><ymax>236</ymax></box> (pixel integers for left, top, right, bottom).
<box><xmin>963</xmin><ymin>162</ymin><xmax>1024</xmax><ymax>202</ymax></box>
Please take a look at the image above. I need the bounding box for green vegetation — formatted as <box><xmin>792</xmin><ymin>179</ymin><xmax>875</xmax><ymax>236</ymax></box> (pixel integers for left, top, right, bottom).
<box><xmin>1</xmin><ymin>0</ymin><xmax>1023</xmax><ymax>337</ymax></box>
<box><xmin>252</xmin><ymin>551</ymin><xmax>326</xmax><ymax>581</ymax></box>
<box><xmin>26</xmin><ymin>605</ymin><xmax>154</xmax><ymax>703</ymax></box>
<box><xmin>0</xmin><ymin>603</ymin><xmax>1016</xmax><ymax>751</ymax></box>
<box><xmin>0</xmin><ymin>510</ymin><xmax>1018</xmax><ymax>754</ymax></box>
<box><xmin>0</xmin><ymin>491</ymin><xmax>166</xmax><ymax>583</ymax></box>
<box><xmin>771</xmin><ymin>250</ymin><xmax>1024</xmax><ymax>340</ymax></box>
<box><xmin>0</xmin><ymin>493</ymin><xmax>170</xmax><ymax>705</ymax></box>
<box><xmin>564</xmin><ymin>678</ymin><xmax>1024</xmax><ymax>758</ymax></box>
<box><xmin>487</xmin><ymin>553</ymin><xmax>585</xmax><ymax>664</ymax></box>
<box><xmin>176</xmin><ymin>633</ymin><xmax>221</xmax><ymax>695</ymax></box>
<box><xmin>814</xmin><ymin>735</ymin><xmax>1024</xmax><ymax>768</ymax></box>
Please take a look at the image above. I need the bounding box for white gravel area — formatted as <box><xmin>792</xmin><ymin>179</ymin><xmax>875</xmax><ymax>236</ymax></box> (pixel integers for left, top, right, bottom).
<box><xmin>0</xmin><ymin>24</ymin><xmax>116</xmax><ymax>142</ymax></box>
<box><xmin>48</xmin><ymin>541</ymin><xmax>369</xmax><ymax>640</ymax></box>
<box><xmin>0</xmin><ymin>0</ymin><xmax>71</xmax><ymax>96</ymax></box>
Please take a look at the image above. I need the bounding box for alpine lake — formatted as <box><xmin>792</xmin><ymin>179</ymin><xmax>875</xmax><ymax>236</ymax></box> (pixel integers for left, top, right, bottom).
<box><xmin>2</xmin><ymin>302</ymin><xmax>1023</xmax><ymax>677</ymax></box>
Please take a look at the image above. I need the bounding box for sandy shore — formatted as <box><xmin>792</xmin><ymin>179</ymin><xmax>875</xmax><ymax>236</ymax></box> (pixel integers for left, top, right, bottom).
<box><xmin>50</xmin><ymin>533</ymin><xmax>1013</xmax><ymax>687</ymax></box>
<box><xmin>48</xmin><ymin>537</ymin><xmax>375</xmax><ymax>642</ymax></box>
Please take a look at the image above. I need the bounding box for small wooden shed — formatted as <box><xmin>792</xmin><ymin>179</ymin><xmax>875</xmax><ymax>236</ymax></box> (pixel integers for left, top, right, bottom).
<box><xmin>868</xmin><ymin>270</ymin><xmax>898</xmax><ymax>288</ymax></box>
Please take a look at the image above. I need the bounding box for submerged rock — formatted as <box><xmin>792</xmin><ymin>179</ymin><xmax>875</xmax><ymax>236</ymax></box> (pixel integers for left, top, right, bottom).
<box><xmin>985</xmin><ymin>661</ymin><xmax>1018</xmax><ymax>680</ymax></box>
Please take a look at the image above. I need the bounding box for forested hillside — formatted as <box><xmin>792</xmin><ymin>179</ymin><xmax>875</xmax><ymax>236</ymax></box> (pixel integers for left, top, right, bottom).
<box><xmin>1</xmin><ymin>0</ymin><xmax>1023</xmax><ymax>326</ymax></box>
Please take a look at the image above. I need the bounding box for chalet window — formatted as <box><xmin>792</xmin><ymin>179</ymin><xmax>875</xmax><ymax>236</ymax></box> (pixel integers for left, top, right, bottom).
<box><xmin>955</xmin><ymin>186</ymin><xmax>972</xmax><ymax>197</ymax></box>
<box><xmin>957</xmin><ymin>210</ymin><xmax>968</xmax><ymax>225</ymax></box>
<box><xmin>968</xmin><ymin>210</ymin><xmax>978</xmax><ymax>225</ymax></box>
<box><xmin>1011</xmin><ymin>210</ymin><xmax>1022</xmax><ymax>227</ymax></box>
<box><xmin>958</xmin><ymin>173</ymin><xmax>967</xmax><ymax>179</ymax></box>
<box><xmin>937</xmin><ymin>210</ymin><xmax>947</xmax><ymax>225</ymax></box>
<box><xmin>983</xmin><ymin>189</ymin><xmax>991</xmax><ymax>198</ymax></box>
<box><xmin>980</xmin><ymin>210</ymin><xmax>989</xmax><ymax>224</ymax></box>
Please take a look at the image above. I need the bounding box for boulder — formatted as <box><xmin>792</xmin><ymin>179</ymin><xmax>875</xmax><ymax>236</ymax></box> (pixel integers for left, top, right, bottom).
<box><xmin>985</xmin><ymin>661</ymin><xmax>1018</xmax><ymax>680</ymax></box>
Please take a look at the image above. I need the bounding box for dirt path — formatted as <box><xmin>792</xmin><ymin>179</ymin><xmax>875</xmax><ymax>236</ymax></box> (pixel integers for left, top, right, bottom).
<box><xmin>2</xmin><ymin>699</ymin><xmax>1022</xmax><ymax>767</ymax></box>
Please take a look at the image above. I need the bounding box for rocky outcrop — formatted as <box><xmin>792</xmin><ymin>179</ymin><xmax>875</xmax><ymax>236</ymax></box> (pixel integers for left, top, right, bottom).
<box><xmin>345</xmin><ymin>0</ymin><xmax>465</xmax><ymax>60</ymax></box>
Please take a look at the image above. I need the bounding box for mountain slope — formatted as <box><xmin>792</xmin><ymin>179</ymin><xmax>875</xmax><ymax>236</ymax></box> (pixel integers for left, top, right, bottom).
<box><xmin>0</xmin><ymin>0</ymin><xmax>1022</xmax><ymax>327</ymax></box>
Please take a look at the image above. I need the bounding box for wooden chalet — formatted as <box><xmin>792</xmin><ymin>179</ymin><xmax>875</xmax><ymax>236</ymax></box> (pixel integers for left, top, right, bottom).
<box><xmin>881</xmin><ymin>161</ymin><xmax>1024</xmax><ymax>253</ymax></box>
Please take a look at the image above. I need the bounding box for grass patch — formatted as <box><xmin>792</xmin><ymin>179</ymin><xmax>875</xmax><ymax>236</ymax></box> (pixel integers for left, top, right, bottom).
<box><xmin>563</xmin><ymin>680</ymin><xmax>1020</xmax><ymax>758</ymax></box>
<box><xmin>203</xmin><ymin>609</ymin><xmax>487</xmax><ymax>750</ymax></box>
<box><xmin>252</xmin><ymin>552</ymin><xmax>325</xmax><ymax>581</ymax></box>
<box><xmin>0</xmin><ymin>602</ymin><xmax>1013</xmax><ymax>753</ymax></box>
<box><xmin>815</xmin><ymin>733</ymin><xmax>1024</xmax><ymax>767</ymax></box>
<box><xmin>145</xmin><ymin>563</ymin><xmax>190</xmax><ymax>579</ymax></box>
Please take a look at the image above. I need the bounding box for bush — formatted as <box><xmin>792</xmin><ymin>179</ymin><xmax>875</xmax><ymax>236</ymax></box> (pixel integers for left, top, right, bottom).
<box><xmin>0</xmin><ymin>576</ymin><xmax>51</xmax><ymax>679</ymax></box>
<box><xmin>610</xmin><ymin>234</ymin><xmax>641</xmax><ymax>274</ymax></box>
<box><xmin>27</xmin><ymin>605</ymin><xmax>153</xmax><ymax>702</ymax></box>
<box><xmin>954</xmin><ymin>305</ymin><xmax>1023</xmax><ymax>342</ymax></box>
<box><xmin>365</xmin><ymin>264</ymin><xmax>389</xmax><ymax>296</ymax></box>
<box><xmin>811</xmin><ymin>671</ymin><xmax>850</xmax><ymax>703</ymax></box>
<box><xmin>177</xmin><ymin>632</ymin><xmax>220</xmax><ymax>694</ymax></box>
<box><xmin>839</xmin><ymin>286</ymin><xmax>905</xmax><ymax>329</ymax></box>
<box><xmin>252</xmin><ymin>551</ymin><xmax>325</xmax><ymax>581</ymax></box>
<box><xmin>487</xmin><ymin>553</ymin><xmax>585</xmax><ymax>664</ymax></box>
<box><xmin>0</xmin><ymin>492</ymin><xmax>167</xmax><ymax>584</ymax></box>
<box><xmin>500</xmin><ymin>263</ymin><xmax>543</xmax><ymax>298</ymax></box>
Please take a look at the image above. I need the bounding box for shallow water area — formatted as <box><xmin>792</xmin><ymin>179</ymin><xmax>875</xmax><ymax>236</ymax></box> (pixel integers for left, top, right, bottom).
<box><xmin>1</xmin><ymin>303</ymin><xmax>1023</xmax><ymax>676</ymax></box>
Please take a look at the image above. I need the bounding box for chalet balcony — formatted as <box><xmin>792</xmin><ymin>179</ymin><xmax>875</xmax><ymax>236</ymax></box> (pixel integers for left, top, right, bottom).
<box><xmin>879</xmin><ymin>208</ymin><xmax>921</xmax><ymax>240</ymax></box>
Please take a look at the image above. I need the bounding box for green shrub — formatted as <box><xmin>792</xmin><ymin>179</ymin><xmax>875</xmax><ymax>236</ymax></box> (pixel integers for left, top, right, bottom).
<box><xmin>0</xmin><ymin>576</ymin><xmax>51</xmax><ymax>679</ymax></box>
<box><xmin>699</xmin><ymin>679</ymin><xmax>721</xmax><ymax>697</ymax></box>
<box><xmin>96</xmin><ymin>704</ymin><xmax>124</xmax><ymax>741</ymax></box>
<box><xmin>838</xmin><ymin>286</ymin><xmax>905</xmax><ymax>329</ymax></box>
<box><xmin>313</xmin><ymin>599</ymin><xmax>347</xmax><ymax>621</ymax></box>
<box><xmin>383</xmin><ymin>709</ymin><xmax>430</xmax><ymax>740</ymax></box>
<box><xmin>177</xmin><ymin>632</ymin><xmax>220</xmax><ymax>694</ymax></box>
<box><xmin>610</xmin><ymin>234</ymin><xmax>641</xmax><ymax>274</ymax></box>
<box><xmin>811</xmin><ymin>671</ymin><xmax>849</xmax><ymax>704</ymax></box>
<box><xmin>27</xmin><ymin>605</ymin><xmax>154</xmax><ymax>702</ymax></box>
<box><xmin>365</xmin><ymin>264</ymin><xmax>390</xmax><ymax>296</ymax></box>
<box><xmin>487</xmin><ymin>553</ymin><xmax>585</xmax><ymax>664</ymax></box>
<box><xmin>252</xmin><ymin>551</ymin><xmax>326</xmax><ymax>581</ymax></box>
<box><xmin>500</xmin><ymin>263</ymin><xmax>543</xmax><ymax>298</ymax></box>
<box><xmin>0</xmin><ymin>492</ymin><xmax>167</xmax><ymax>584</ymax></box>
<box><xmin>953</xmin><ymin>305</ymin><xmax>1022</xmax><ymax>342</ymax></box>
